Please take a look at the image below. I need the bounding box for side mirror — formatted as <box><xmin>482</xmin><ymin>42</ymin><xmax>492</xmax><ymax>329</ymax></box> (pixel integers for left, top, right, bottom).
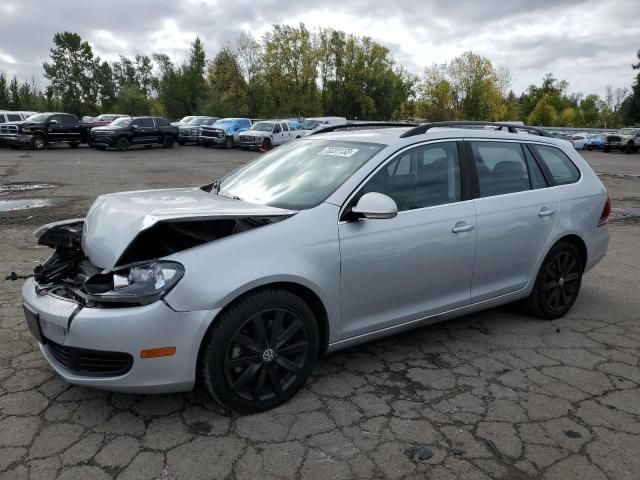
<box><xmin>131</xmin><ymin>124</ymin><xmax>138</xmax><ymax>129</ymax></box>
<box><xmin>351</xmin><ymin>192</ymin><xmax>398</xmax><ymax>220</ymax></box>
<box><xmin>49</xmin><ymin>119</ymin><xmax>58</xmax><ymax>125</ymax></box>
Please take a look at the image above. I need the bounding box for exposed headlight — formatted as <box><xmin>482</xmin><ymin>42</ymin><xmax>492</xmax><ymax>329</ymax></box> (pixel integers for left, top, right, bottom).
<box><xmin>83</xmin><ymin>260</ymin><xmax>184</xmax><ymax>305</ymax></box>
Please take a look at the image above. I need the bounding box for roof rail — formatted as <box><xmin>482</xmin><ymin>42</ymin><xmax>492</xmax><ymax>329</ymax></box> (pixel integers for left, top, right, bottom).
<box><xmin>310</xmin><ymin>122</ymin><xmax>419</xmax><ymax>135</ymax></box>
<box><xmin>399</xmin><ymin>121</ymin><xmax>555</xmax><ymax>138</ymax></box>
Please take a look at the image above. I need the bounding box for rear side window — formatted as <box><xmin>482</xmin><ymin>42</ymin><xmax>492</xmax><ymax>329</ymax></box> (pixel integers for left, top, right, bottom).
<box><xmin>7</xmin><ymin>114</ymin><xmax>21</xmax><ymax>121</ymax></box>
<box><xmin>155</xmin><ymin>117</ymin><xmax>170</xmax><ymax>127</ymax></box>
<box><xmin>471</xmin><ymin>142</ymin><xmax>531</xmax><ymax>197</ymax></box>
<box><xmin>532</xmin><ymin>145</ymin><xmax>580</xmax><ymax>185</ymax></box>
<box><xmin>133</xmin><ymin>118</ymin><xmax>154</xmax><ymax>127</ymax></box>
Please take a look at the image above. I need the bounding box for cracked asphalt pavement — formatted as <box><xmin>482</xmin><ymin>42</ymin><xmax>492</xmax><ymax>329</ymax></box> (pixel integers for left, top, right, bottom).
<box><xmin>1</xmin><ymin>146</ymin><xmax>639</xmax><ymax>479</ymax></box>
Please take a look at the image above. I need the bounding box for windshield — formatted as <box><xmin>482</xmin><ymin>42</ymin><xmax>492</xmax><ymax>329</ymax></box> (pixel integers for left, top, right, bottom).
<box><xmin>178</xmin><ymin>116</ymin><xmax>195</xmax><ymax>123</ymax></box>
<box><xmin>251</xmin><ymin>122</ymin><xmax>274</xmax><ymax>132</ymax></box>
<box><xmin>110</xmin><ymin>117</ymin><xmax>131</xmax><ymax>127</ymax></box>
<box><xmin>214</xmin><ymin>120</ymin><xmax>233</xmax><ymax>128</ymax></box>
<box><xmin>96</xmin><ymin>114</ymin><xmax>115</xmax><ymax>121</ymax></box>
<box><xmin>26</xmin><ymin>113</ymin><xmax>50</xmax><ymax>123</ymax></box>
<box><xmin>217</xmin><ymin>139</ymin><xmax>384</xmax><ymax>210</ymax></box>
<box><xmin>620</xmin><ymin>128</ymin><xmax>637</xmax><ymax>135</ymax></box>
<box><xmin>302</xmin><ymin>119</ymin><xmax>321</xmax><ymax>130</ymax></box>
<box><xmin>189</xmin><ymin>118</ymin><xmax>212</xmax><ymax>126</ymax></box>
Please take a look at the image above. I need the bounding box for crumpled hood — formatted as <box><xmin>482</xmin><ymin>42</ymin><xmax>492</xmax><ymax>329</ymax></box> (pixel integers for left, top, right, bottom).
<box><xmin>82</xmin><ymin>187</ymin><xmax>295</xmax><ymax>269</ymax></box>
<box><xmin>240</xmin><ymin>130</ymin><xmax>270</xmax><ymax>138</ymax></box>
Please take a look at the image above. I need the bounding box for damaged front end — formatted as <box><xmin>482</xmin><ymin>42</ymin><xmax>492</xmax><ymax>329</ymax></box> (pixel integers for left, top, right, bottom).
<box><xmin>32</xmin><ymin>213</ymin><xmax>289</xmax><ymax>308</ymax></box>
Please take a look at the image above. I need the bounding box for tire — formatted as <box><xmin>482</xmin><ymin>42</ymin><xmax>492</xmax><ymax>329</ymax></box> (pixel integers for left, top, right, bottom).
<box><xmin>224</xmin><ymin>136</ymin><xmax>233</xmax><ymax>149</ymax></box>
<box><xmin>201</xmin><ymin>288</ymin><xmax>319</xmax><ymax>414</ymax></box>
<box><xmin>586</xmin><ymin>146</ymin><xmax>592</xmax><ymax>151</ymax></box>
<box><xmin>115</xmin><ymin>137</ymin><xmax>130</xmax><ymax>151</ymax></box>
<box><xmin>625</xmin><ymin>142</ymin><xmax>634</xmax><ymax>154</ymax></box>
<box><xmin>603</xmin><ymin>146</ymin><xmax>610</xmax><ymax>153</ymax></box>
<box><xmin>69</xmin><ymin>142</ymin><xmax>79</xmax><ymax>148</ymax></box>
<box><xmin>9</xmin><ymin>145</ymin><xmax>21</xmax><ymax>150</ymax></box>
<box><xmin>162</xmin><ymin>136</ymin><xmax>175</xmax><ymax>149</ymax></box>
<box><xmin>262</xmin><ymin>138</ymin><xmax>272</xmax><ymax>150</ymax></box>
<box><xmin>177</xmin><ymin>139</ymin><xmax>186</xmax><ymax>146</ymax></box>
<box><xmin>526</xmin><ymin>241</ymin><xmax>583</xmax><ymax>320</ymax></box>
<box><xmin>96</xmin><ymin>145</ymin><xmax>106</xmax><ymax>151</ymax></box>
<box><xmin>31</xmin><ymin>135</ymin><xmax>46</xmax><ymax>151</ymax></box>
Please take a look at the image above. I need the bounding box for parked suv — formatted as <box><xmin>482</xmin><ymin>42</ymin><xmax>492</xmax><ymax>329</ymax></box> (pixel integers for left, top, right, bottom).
<box><xmin>199</xmin><ymin>118</ymin><xmax>252</xmax><ymax>148</ymax></box>
<box><xmin>604</xmin><ymin>127</ymin><xmax>640</xmax><ymax>154</ymax></box>
<box><xmin>89</xmin><ymin>116</ymin><xmax>178</xmax><ymax>151</ymax></box>
<box><xmin>21</xmin><ymin>122</ymin><xmax>609</xmax><ymax>413</ymax></box>
<box><xmin>0</xmin><ymin>112</ymin><xmax>95</xmax><ymax>150</ymax></box>
<box><xmin>237</xmin><ymin>119</ymin><xmax>302</xmax><ymax>150</ymax></box>
<box><xmin>177</xmin><ymin>116</ymin><xmax>218</xmax><ymax>145</ymax></box>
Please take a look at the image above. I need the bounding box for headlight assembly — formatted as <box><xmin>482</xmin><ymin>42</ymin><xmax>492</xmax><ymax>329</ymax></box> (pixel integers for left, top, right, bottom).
<box><xmin>83</xmin><ymin>261</ymin><xmax>184</xmax><ymax>306</ymax></box>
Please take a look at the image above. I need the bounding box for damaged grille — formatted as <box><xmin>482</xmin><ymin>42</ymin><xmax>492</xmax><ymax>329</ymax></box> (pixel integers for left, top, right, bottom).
<box><xmin>200</xmin><ymin>128</ymin><xmax>224</xmax><ymax>138</ymax></box>
<box><xmin>45</xmin><ymin>337</ymin><xmax>133</xmax><ymax>377</ymax></box>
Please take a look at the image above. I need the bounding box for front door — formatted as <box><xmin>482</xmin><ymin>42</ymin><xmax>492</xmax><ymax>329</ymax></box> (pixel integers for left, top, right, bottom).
<box><xmin>132</xmin><ymin>118</ymin><xmax>157</xmax><ymax>144</ymax></box>
<box><xmin>468</xmin><ymin>140</ymin><xmax>559</xmax><ymax>302</ymax></box>
<box><xmin>339</xmin><ymin>141</ymin><xmax>477</xmax><ymax>339</ymax></box>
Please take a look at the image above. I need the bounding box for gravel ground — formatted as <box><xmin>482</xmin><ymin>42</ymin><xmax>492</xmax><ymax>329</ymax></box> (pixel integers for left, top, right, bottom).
<box><xmin>1</xmin><ymin>145</ymin><xmax>639</xmax><ymax>480</ymax></box>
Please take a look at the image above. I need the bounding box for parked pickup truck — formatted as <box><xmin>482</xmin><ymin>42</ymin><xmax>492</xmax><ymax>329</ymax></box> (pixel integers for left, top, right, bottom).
<box><xmin>178</xmin><ymin>116</ymin><xmax>218</xmax><ymax>145</ymax></box>
<box><xmin>199</xmin><ymin>118</ymin><xmax>252</xmax><ymax>148</ymax></box>
<box><xmin>237</xmin><ymin>120</ymin><xmax>302</xmax><ymax>150</ymax></box>
<box><xmin>0</xmin><ymin>112</ymin><xmax>94</xmax><ymax>150</ymax></box>
<box><xmin>604</xmin><ymin>127</ymin><xmax>640</xmax><ymax>154</ymax></box>
<box><xmin>89</xmin><ymin>116</ymin><xmax>178</xmax><ymax>151</ymax></box>
<box><xmin>300</xmin><ymin>116</ymin><xmax>348</xmax><ymax>136</ymax></box>
<box><xmin>89</xmin><ymin>114</ymin><xmax>129</xmax><ymax>127</ymax></box>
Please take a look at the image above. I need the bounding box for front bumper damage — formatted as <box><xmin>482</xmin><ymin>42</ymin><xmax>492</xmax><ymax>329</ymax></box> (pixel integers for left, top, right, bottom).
<box><xmin>20</xmin><ymin>219</ymin><xmax>218</xmax><ymax>393</ymax></box>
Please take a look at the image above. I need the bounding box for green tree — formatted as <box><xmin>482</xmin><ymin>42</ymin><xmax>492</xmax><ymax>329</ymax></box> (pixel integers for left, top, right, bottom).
<box><xmin>113</xmin><ymin>85</ymin><xmax>154</xmax><ymax>115</ymax></box>
<box><xmin>42</xmin><ymin>32</ymin><xmax>95</xmax><ymax>115</ymax></box>
<box><xmin>622</xmin><ymin>49</ymin><xmax>640</xmax><ymax>124</ymax></box>
<box><xmin>93</xmin><ymin>61</ymin><xmax>117</xmax><ymax>111</ymax></box>
<box><xmin>527</xmin><ymin>93</ymin><xmax>558</xmax><ymax>126</ymax></box>
<box><xmin>206</xmin><ymin>48</ymin><xmax>250</xmax><ymax>117</ymax></box>
<box><xmin>8</xmin><ymin>76</ymin><xmax>20</xmax><ymax>110</ymax></box>
<box><xmin>0</xmin><ymin>73</ymin><xmax>9</xmax><ymax>109</ymax></box>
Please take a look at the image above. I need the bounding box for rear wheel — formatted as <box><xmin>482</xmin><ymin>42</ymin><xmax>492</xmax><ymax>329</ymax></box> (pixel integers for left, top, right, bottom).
<box><xmin>526</xmin><ymin>242</ymin><xmax>583</xmax><ymax>320</ymax></box>
<box><xmin>162</xmin><ymin>136</ymin><xmax>175</xmax><ymax>149</ymax></box>
<box><xmin>115</xmin><ymin>137</ymin><xmax>130</xmax><ymax>151</ymax></box>
<box><xmin>201</xmin><ymin>289</ymin><xmax>319</xmax><ymax>414</ymax></box>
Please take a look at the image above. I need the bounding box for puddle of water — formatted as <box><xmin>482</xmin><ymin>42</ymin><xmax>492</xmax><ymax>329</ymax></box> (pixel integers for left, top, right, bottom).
<box><xmin>0</xmin><ymin>182</ymin><xmax>57</xmax><ymax>194</ymax></box>
<box><xmin>0</xmin><ymin>198</ymin><xmax>58</xmax><ymax>212</ymax></box>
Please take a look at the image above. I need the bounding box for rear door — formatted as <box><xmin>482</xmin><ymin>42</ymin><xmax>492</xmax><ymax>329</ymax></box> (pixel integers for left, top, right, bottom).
<box><xmin>339</xmin><ymin>140</ymin><xmax>477</xmax><ymax>339</ymax></box>
<box><xmin>132</xmin><ymin>118</ymin><xmax>156</xmax><ymax>144</ymax></box>
<box><xmin>468</xmin><ymin>140</ymin><xmax>559</xmax><ymax>302</ymax></box>
<box><xmin>48</xmin><ymin>114</ymin><xmax>68</xmax><ymax>140</ymax></box>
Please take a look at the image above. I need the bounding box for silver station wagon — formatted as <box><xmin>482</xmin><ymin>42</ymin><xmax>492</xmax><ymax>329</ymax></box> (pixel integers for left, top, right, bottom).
<box><xmin>22</xmin><ymin>122</ymin><xmax>610</xmax><ymax>413</ymax></box>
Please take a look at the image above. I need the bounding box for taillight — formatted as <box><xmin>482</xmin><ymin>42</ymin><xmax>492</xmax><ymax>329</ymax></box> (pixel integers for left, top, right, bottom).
<box><xmin>598</xmin><ymin>195</ymin><xmax>611</xmax><ymax>226</ymax></box>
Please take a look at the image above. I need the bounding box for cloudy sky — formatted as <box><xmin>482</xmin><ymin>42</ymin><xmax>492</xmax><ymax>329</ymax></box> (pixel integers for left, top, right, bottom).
<box><xmin>0</xmin><ymin>0</ymin><xmax>636</xmax><ymax>97</ymax></box>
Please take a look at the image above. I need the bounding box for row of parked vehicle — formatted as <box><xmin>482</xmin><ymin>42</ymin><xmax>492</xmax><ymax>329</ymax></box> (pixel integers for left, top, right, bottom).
<box><xmin>554</xmin><ymin>129</ymin><xmax>640</xmax><ymax>154</ymax></box>
<box><xmin>0</xmin><ymin>110</ymin><xmax>348</xmax><ymax>151</ymax></box>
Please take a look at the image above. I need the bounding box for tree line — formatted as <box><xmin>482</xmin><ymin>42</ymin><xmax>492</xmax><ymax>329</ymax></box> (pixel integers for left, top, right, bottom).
<box><xmin>0</xmin><ymin>25</ymin><xmax>639</xmax><ymax>128</ymax></box>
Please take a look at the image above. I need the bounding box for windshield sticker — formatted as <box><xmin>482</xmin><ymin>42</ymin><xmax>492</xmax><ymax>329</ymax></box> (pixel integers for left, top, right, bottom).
<box><xmin>318</xmin><ymin>146</ymin><xmax>360</xmax><ymax>157</ymax></box>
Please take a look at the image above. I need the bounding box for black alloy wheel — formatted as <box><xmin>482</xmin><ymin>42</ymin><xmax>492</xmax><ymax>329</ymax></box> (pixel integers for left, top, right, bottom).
<box><xmin>527</xmin><ymin>242</ymin><xmax>583</xmax><ymax>319</ymax></box>
<box><xmin>224</xmin><ymin>309</ymin><xmax>309</xmax><ymax>402</ymax></box>
<box><xmin>201</xmin><ymin>289</ymin><xmax>319</xmax><ymax>413</ymax></box>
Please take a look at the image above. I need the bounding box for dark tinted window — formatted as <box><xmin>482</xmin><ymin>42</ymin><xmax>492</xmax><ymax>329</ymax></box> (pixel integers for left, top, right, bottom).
<box><xmin>524</xmin><ymin>145</ymin><xmax>547</xmax><ymax>189</ymax></box>
<box><xmin>7</xmin><ymin>114</ymin><xmax>21</xmax><ymax>121</ymax></box>
<box><xmin>0</xmin><ymin>115</ymin><xmax>6</xmax><ymax>123</ymax></box>
<box><xmin>471</xmin><ymin>142</ymin><xmax>530</xmax><ymax>197</ymax></box>
<box><xmin>273</xmin><ymin>124</ymin><xmax>281</xmax><ymax>134</ymax></box>
<box><xmin>282</xmin><ymin>123</ymin><xmax>289</xmax><ymax>132</ymax></box>
<box><xmin>133</xmin><ymin>118</ymin><xmax>154</xmax><ymax>128</ymax></box>
<box><xmin>60</xmin><ymin>115</ymin><xmax>77</xmax><ymax>125</ymax></box>
<box><xmin>533</xmin><ymin>144</ymin><xmax>580</xmax><ymax>185</ymax></box>
<box><xmin>362</xmin><ymin>142</ymin><xmax>461</xmax><ymax>211</ymax></box>
<box><xmin>155</xmin><ymin>117</ymin><xmax>170</xmax><ymax>127</ymax></box>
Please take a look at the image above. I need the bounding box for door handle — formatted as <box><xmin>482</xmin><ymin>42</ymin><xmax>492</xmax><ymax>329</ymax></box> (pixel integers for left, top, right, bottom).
<box><xmin>538</xmin><ymin>207</ymin><xmax>555</xmax><ymax>217</ymax></box>
<box><xmin>452</xmin><ymin>222</ymin><xmax>474</xmax><ymax>233</ymax></box>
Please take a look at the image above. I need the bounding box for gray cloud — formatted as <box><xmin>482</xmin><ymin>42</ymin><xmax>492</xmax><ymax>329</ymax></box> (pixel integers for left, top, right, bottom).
<box><xmin>0</xmin><ymin>0</ymin><xmax>635</xmax><ymax>97</ymax></box>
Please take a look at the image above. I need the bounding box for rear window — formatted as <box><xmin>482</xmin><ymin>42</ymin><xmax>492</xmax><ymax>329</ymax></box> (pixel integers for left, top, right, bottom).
<box><xmin>532</xmin><ymin>144</ymin><xmax>580</xmax><ymax>185</ymax></box>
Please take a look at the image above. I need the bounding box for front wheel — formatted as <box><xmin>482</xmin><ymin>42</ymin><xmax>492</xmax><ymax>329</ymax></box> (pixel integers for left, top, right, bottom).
<box><xmin>261</xmin><ymin>138</ymin><xmax>272</xmax><ymax>150</ymax></box>
<box><xmin>69</xmin><ymin>142</ymin><xmax>80</xmax><ymax>148</ymax></box>
<box><xmin>603</xmin><ymin>146</ymin><xmax>610</xmax><ymax>153</ymax></box>
<box><xmin>31</xmin><ymin>135</ymin><xmax>46</xmax><ymax>151</ymax></box>
<box><xmin>177</xmin><ymin>139</ymin><xmax>186</xmax><ymax>146</ymax></box>
<box><xmin>625</xmin><ymin>142</ymin><xmax>634</xmax><ymax>154</ymax></box>
<box><xmin>526</xmin><ymin>242</ymin><xmax>583</xmax><ymax>320</ymax></box>
<box><xmin>224</xmin><ymin>136</ymin><xmax>233</xmax><ymax>149</ymax></box>
<box><xmin>115</xmin><ymin>137</ymin><xmax>130</xmax><ymax>151</ymax></box>
<box><xmin>201</xmin><ymin>289</ymin><xmax>319</xmax><ymax>414</ymax></box>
